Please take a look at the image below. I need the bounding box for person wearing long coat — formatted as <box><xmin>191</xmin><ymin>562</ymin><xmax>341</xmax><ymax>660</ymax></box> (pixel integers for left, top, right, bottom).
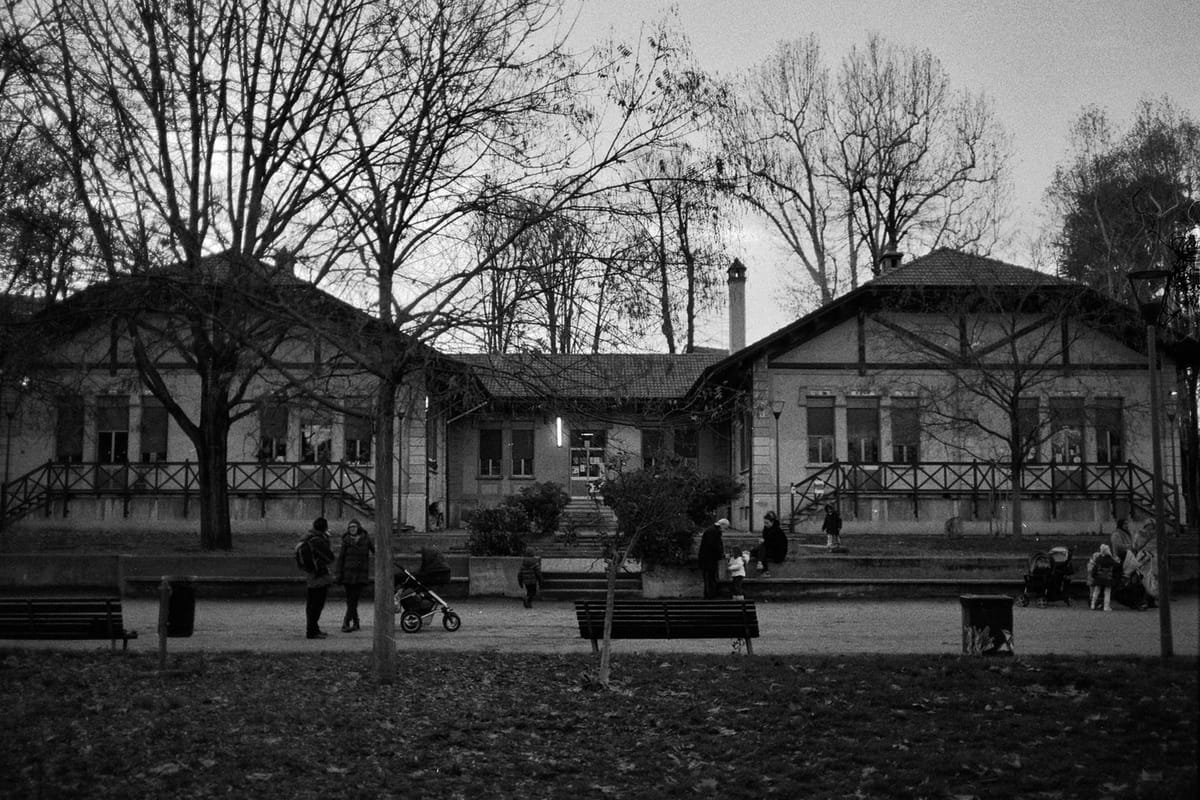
<box><xmin>758</xmin><ymin>511</ymin><xmax>789</xmax><ymax>574</ymax></box>
<box><xmin>698</xmin><ymin>519</ymin><xmax>729</xmax><ymax>599</ymax></box>
<box><xmin>335</xmin><ymin>519</ymin><xmax>374</xmax><ymax>632</ymax></box>
<box><xmin>300</xmin><ymin>517</ymin><xmax>336</xmax><ymax>639</ymax></box>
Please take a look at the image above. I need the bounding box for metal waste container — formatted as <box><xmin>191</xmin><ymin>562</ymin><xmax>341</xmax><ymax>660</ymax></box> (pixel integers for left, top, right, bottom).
<box><xmin>166</xmin><ymin>578</ymin><xmax>196</xmax><ymax>637</ymax></box>
<box><xmin>959</xmin><ymin>594</ymin><xmax>1013</xmax><ymax>655</ymax></box>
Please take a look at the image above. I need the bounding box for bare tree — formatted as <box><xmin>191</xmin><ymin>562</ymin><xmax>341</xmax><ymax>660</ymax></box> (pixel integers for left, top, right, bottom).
<box><xmin>717</xmin><ymin>34</ymin><xmax>1012</xmax><ymax>310</ymax></box>
<box><xmin>292</xmin><ymin>3</ymin><xmax>707</xmax><ymax>681</ymax></box>
<box><xmin>833</xmin><ymin>36</ymin><xmax>1012</xmax><ymax>277</ymax></box>
<box><xmin>716</xmin><ymin>36</ymin><xmax>843</xmax><ymax>303</ymax></box>
<box><xmin>5</xmin><ymin>0</ymin><xmax>371</xmax><ymax>549</ymax></box>
<box><xmin>616</xmin><ymin>148</ymin><xmax>729</xmax><ymax>353</ymax></box>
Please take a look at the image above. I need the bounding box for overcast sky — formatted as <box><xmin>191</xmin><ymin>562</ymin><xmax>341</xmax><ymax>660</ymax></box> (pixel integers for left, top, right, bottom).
<box><xmin>566</xmin><ymin>0</ymin><xmax>1199</xmax><ymax>348</ymax></box>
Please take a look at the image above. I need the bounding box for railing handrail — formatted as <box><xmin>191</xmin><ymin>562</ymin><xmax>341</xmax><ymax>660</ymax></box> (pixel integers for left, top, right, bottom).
<box><xmin>2</xmin><ymin>460</ymin><xmax>377</xmax><ymax>525</ymax></box>
<box><xmin>787</xmin><ymin>460</ymin><xmax>1177</xmax><ymax>526</ymax></box>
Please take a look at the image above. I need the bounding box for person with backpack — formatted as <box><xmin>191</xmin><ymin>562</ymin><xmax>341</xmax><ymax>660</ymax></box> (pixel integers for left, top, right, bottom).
<box><xmin>296</xmin><ymin>517</ymin><xmax>336</xmax><ymax>638</ymax></box>
<box><xmin>334</xmin><ymin>519</ymin><xmax>373</xmax><ymax>632</ymax></box>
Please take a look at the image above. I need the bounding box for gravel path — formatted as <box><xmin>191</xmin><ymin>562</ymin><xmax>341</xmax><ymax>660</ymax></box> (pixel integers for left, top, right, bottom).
<box><xmin>7</xmin><ymin>595</ymin><xmax>1196</xmax><ymax>658</ymax></box>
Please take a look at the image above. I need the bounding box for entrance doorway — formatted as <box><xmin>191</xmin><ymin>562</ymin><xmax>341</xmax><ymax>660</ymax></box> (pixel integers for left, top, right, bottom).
<box><xmin>569</xmin><ymin>429</ymin><xmax>606</xmax><ymax>498</ymax></box>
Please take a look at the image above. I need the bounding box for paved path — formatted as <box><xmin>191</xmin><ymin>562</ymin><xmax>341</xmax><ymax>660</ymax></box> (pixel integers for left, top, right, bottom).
<box><xmin>7</xmin><ymin>595</ymin><xmax>1197</xmax><ymax>657</ymax></box>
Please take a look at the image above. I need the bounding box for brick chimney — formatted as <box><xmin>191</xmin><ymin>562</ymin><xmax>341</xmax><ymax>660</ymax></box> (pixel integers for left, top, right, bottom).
<box><xmin>728</xmin><ymin>259</ymin><xmax>746</xmax><ymax>352</ymax></box>
<box><xmin>878</xmin><ymin>248</ymin><xmax>903</xmax><ymax>274</ymax></box>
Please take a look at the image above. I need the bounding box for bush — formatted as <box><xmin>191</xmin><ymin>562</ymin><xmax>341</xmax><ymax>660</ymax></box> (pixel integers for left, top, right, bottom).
<box><xmin>511</xmin><ymin>481</ymin><xmax>570</xmax><ymax>537</ymax></box>
<box><xmin>687</xmin><ymin>473</ymin><xmax>745</xmax><ymax>526</ymax></box>
<box><xmin>464</xmin><ymin>505</ymin><xmax>530</xmax><ymax>556</ymax></box>
<box><xmin>600</xmin><ymin>464</ymin><xmax>744</xmax><ymax>568</ymax></box>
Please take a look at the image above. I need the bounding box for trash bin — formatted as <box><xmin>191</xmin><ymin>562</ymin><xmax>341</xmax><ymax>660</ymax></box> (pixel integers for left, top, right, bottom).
<box><xmin>959</xmin><ymin>594</ymin><xmax>1013</xmax><ymax>656</ymax></box>
<box><xmin>166</xmin><ymin>578</ymin><xmax>196</xmax><ymax>637</ymax></box>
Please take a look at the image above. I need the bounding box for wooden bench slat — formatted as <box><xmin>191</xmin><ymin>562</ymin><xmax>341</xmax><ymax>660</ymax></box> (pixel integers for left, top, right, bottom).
<box><xmin>0</xmin><ymin>597</ymin><xmax>137</xmax><ymax>650</ymax></box>
<box><xmin>575</xmin><ymin>599</ymin><xmax>760</xmax><ymax>655</ymax></box>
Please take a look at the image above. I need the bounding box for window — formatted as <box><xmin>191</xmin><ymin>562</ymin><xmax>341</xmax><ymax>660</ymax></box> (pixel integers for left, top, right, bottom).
<box><xmin>846</xmin><ymin>396</ymin><xmax>880</xmax><ymax>463</ymax></box>
<box><xmin>641</xmin><ymin>428</ymin><xmax>665</xmax><ymax>472</ymax></box>
<box><xmin>890</xmin><ymin>397</ymin><xmax>920</xmax><ymax>464</ymax></box>
<box><xmin>258</xmin><ymin>403</ymin><xmax>288</xmax><ymax>461</ymax></box>
<box><xmin>1094</xmin><ymin>398</ymin><xmax>1124</xmax><ymax>464</ymax></box>
<box><xmin>479</xmin><ymin>428</ymin><xmax>502</xmax><ymax>477</ymax></box>
<box><xmin>140</xmin><ymin>395</ymin><xmax>168</xmax><ymax>462</ymax></box>
<box><xmin>1049</xmin><ymin>397</ymin><xmax>1085</xmax><ymax>464</ymax></box>
<box><xmin>807</xmin><ymin>396</ymin><xmax>835</xmax><ymax>463</ymax></box>
<box><xmin>1017</xmin><ymin>397</ymin><xmax>1040</xmax><ymax>463</ymax></box>
<box><xmin>673</xmin><ymin>427</ymin><xmax>698</xmax><ymax>466</ymax></box>
<box><xmin>344</xmin><ymin>410</ymin><xmax>372</xmax><ymax>465</ymax></box>
<box><xmin>54</xmin><ymin>395</ymin><xmax>84</xmax><ymax>463</ymax></box>
<box><xmin>96</xmin><ymin>395</ymin><xmax>129</xmax><ymax>463</ymax></box>
<box><xmin>301</xmin><ymin>413</ymin><xmax>333</xmax><ymax>463</ymax></box>
<box><xmin>511</xmin><ymin>429</ymin><xmax>534</xmax><ymax>477</ymax></box>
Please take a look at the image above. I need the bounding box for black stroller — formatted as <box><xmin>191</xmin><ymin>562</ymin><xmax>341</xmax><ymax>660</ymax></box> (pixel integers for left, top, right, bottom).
<box><xmin>393</xmin><ymin>567</ymin><xmax>462</xmax><ymax>633</ymax></box>
<box><xmin>1018</xmin><ymin>546</ymin><xmax>1074</xmax><ymax>607</ymax></box>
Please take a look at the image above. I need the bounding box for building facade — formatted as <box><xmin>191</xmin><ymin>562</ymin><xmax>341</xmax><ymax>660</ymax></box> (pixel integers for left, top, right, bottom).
<box><xmin>0</xmin><ymin>249</ymin><xmax>1182</xmax><ymax>538</ymax></box>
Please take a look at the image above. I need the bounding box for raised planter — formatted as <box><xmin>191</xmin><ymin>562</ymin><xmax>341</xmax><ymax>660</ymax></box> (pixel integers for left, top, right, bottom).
<box><xmin>642</xmin><ymin>564</ymin><xmax>700</xmax><ymax>598</ymax></box>
<box><xmin>467</xmin><ymin>556</ymin><xmax>523</xmax><ymax>598</ymax></box>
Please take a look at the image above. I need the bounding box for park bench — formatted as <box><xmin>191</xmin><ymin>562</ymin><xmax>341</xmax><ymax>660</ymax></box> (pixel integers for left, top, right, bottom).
<box><xmin>575</xmin><ymin>598</ymin><xmax>760</xmax><ymax>655</ymax></box>
<box><xmin>0</xmin><ymin>597</ymin><xmax>138</xmax><ymax>651</ymax></box>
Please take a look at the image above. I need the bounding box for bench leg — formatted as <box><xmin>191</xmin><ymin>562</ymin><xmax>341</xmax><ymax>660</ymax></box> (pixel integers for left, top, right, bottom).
<box><xmin>591</xmin><ymin>638</ymin><xmax>599</xmax><ymax>654</ymax></box>
<box><xmin>744</xmin><ymin>637</ymin><xmax>754</xmax><ymax>656</ymax></box>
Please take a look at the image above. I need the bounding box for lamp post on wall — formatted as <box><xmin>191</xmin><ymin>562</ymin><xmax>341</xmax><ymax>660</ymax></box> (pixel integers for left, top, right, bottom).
<box><xmin>771</xmin><ymin>400</ymin><xmax>786</xmax><ymax>522</ymax></box>
<box><xmin>1127</xmin><ymin>267</ymin><xmax>1174</xmax><ymax>659</ymax></box>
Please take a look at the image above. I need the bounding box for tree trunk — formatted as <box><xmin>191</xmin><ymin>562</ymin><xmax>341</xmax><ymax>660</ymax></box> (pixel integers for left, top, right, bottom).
<box><xmin>372</xmin><ymin>375</ymin><xmax>398</xmax><ymax>684</ymax></box>
<box><xmin>197</xmin><ymin>380</ymin><xmax>233</xmax><ymax>551</ymax></box>
<box><xmin>1010</xmin><ymin>456</ymin><xmax>1024</xmax><ymax>540</ymax></box>
<box><xmin>597</xmin><ymin>554</ymin><xmax>618</xmax><ymax>687</ymax></box>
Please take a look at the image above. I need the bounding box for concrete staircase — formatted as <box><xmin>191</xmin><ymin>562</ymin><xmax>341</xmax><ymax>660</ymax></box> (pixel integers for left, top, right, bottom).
<box><xmin>559</xmin><ymin>502</ymin><xmax>616</xmax><ymax>536</ymax></box>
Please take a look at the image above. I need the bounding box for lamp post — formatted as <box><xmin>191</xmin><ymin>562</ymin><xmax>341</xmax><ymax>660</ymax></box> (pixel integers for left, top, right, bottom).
<box><xmin>1166</xmin><ymin>395</ymin><xmax>1180</xmax><ymax>523</ymax></box>
<box><xmin>1127</xmin><ymin>268</ymin><xmax>1174</xmax><ymax>659</ymax></box>
<box><xmin>771</xmin><ymin>400</ymin><xmax>786</xmax><ymax>522</ymax></box>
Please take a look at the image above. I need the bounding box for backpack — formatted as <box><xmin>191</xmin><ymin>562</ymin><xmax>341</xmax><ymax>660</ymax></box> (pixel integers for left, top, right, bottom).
<box><xmin>294</xmin><ymin>538</ymin><xmax>316</xmax><ymax>573</ymax></box>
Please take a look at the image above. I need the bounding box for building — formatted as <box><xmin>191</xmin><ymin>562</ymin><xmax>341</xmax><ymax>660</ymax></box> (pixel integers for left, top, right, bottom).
<box><xmin>0</xmin><ymin>249</ymin><xmax>1181</xmax><ymax>538</ymax></box>
<box><xmin>701</xmin><ymin>248</ymin><xmax>1179</xmax><ymax>535</ymax></box>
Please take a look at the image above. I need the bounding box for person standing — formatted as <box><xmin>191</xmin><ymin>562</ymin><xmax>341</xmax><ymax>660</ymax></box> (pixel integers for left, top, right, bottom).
<box><xmin>1087</xmin><ymin>543</ymin><xmax>1118</xmax><ymax>611</ymax></box>
<box><xmin>299</xmin><ymin>517</ymin><xmax>336</xmax><ymax>639</ymax></box>
<box><xmin>727</xmin><ymin>545</ymin><xmax>749</xmax><ymax>600</ymax></box>
<box><xmin>698</xmin><ymin>518</ymin><xmax>729</xmax><ymax>599</ymax></box>
<box><xmin>822</xmin><ymin>505</ymin><xmax>843</xmax><ymax>550</ymax></box>
<box><xmin>517</xmin><ymin>547</ymin><xmax>543</xmax><ymax>609</ymax></box>
<box><xmin>335</xmin><ymin>518</ymin><xmax>374</xmax><ymax>632</ymax></box>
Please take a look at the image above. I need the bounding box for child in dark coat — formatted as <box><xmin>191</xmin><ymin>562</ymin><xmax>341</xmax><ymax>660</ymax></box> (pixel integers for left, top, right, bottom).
<box><xmin>518</xmin><ymin>548</ymin><xmax>543</xmax><ymax>609</ymax></box>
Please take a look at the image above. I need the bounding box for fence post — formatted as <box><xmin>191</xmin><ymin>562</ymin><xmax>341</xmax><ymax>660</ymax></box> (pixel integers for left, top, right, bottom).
<box><xmin>182</xmin><ymin>459</ymin><xmax>191</xmax><ymax>519</ymax></box>
<box><xmin>157</xmin><ymin>578</ymin><xmax>171</xmax><ymax>670</ymax></box>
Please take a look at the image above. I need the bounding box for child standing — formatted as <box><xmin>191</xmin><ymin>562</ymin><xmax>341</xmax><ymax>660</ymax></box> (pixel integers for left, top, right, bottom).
<box><xmin>1087</xmin><ymin>543</ymin><xmax>1118</xmax><ymax>611</ymax></box>
<box><xmin>727</xmin><ymin>546</ymin><xmax>749</xmax><ymax>600</ymax></box>
<box><xmin>517</xmin><ymin>547</ymin><xmax>543</xmax><ymax>609</ymax></box>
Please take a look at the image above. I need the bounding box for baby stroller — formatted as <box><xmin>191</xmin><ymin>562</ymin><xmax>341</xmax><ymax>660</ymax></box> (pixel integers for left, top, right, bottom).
<box><xmin>393</xmin><ymin>567</ymin><xmax>462</xmax><ymax>633</ymax></box>
<box><xmin>1018</xmin><ymin>546</ymin><xmax>1074</xmax><ymax>607</ymax></box>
